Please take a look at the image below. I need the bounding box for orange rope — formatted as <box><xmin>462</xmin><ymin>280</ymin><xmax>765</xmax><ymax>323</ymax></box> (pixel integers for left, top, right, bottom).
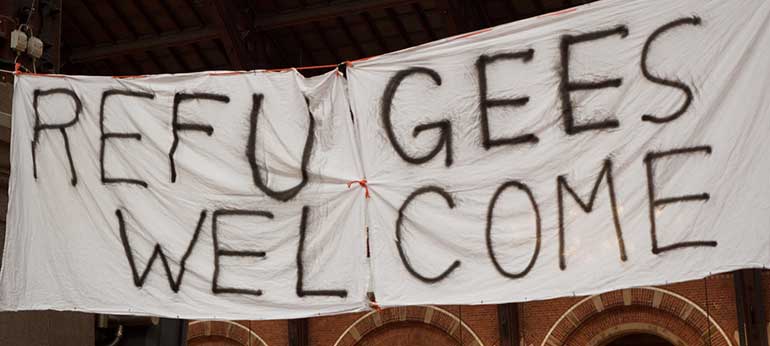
<box><xmin>368</xmin><ymin>298</ymin><xmax>382</xmax><ymax>312</ymax></box>
<box><xmin>347</xmin><ymin>179</ymin><xmax>370</xmax><ymax>199</ymax></box>
<box><xmin>294</xmin><ymin>63</ymin><xmax>339</xmax><ymax>71</ymax></box>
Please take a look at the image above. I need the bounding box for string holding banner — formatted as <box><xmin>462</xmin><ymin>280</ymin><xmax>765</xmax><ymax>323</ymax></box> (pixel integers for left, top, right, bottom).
<box><xmin>347</xmin><ymin>179</ymin><xmax>370</xmax><ymax>199</ymax></box>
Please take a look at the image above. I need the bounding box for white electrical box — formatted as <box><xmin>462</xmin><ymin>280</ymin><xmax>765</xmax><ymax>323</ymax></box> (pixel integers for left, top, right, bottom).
<box><xmin>10</xmin><ymin>29</ymin><xmax>28</xmax><ymax>53</ymax></box>
<box><xmin>27</xmin><ymin>36</ymin><xmax>43</xmax><ymax>58</ymax></box>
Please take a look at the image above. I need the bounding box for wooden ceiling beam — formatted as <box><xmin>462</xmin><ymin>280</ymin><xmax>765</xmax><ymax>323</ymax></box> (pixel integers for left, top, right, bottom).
<box><xmin>212</xmin><ymin>1</ymin><xmax>252</xmax><ymax>69</ymax></box>
<box><xmin>313</xmin><ymin>21</ymin><xmax>341</xmax><ymax>62</ymax></box>
<box><xmin>361</xmin><ymin>12</ymin><xmax>389</xmax><ymax>52</ymax></box>
<box><xmin>501</xmin><ymin>0</ymin><xmax>523</xmax><ymax>21</ymax></box>
<box><xmin>253</xmin><ymin>0</ymin><xmax>416</xmax><ymax>30</ymax></box>
<box><xmin>184</xmin><ymin>0</ymin><xmax>206</xmax><ymax>26</ymax></box>
<box><xmin>69</xmin><ymin>27</ymin><xmax>220</xmax><ymax>63</ymax></box>
<box><xmin>386</xmin><ymin>8</ymin><xmax>413</xmax><ymax>47</ymax></box>
<box><xmin>337</xmin><ymin>17</ymin><xmax>366</xmax><ymax>57</ymax></box>
<box><xmin>473</xmin><ymin>1</ymin><xmax>491</xmax><ymax>27</ymax></box>
<box><xmin>108</xmin><ymin>1</ymin><xmax>166</xmax><ymax>73</ymax></box>
<box><xmin>129</xmin><ymin>0</ymin><xmax>162</xmax><ymax>33</ymax></box>
<box><xmin>290</xmin><ymin>27</ymin><xmax>318</xmax><ymax>66</ymax></box>
<box><xmin>80</xmin><ymin>0</ymin><xmax>118</xmax><ymax>42</ymax></box>
<box><xmin>531</xmin><ymin>0</ymin><xmax>547</xmax><ymax>13</ymax></box>
<box><xmin>412</xmin><ymin>3</ymin><xmax>437</xmax><ymax>41</ymax></box>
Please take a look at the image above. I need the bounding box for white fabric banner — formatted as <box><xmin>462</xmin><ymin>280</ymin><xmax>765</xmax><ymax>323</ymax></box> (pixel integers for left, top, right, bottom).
<box><xmin>3</xmin><ymin>0</ymin><xmax>770</xmax><ymax>319</ymax></box>
<box><xmin>348</xmin><ymin>0</ymin><xmax>770</xmax><ymax>306</ymax></box>
<box><xmin>1</xmin><ymin>70</ymin><xmax>370</xmax><ymax>319</ymax></box>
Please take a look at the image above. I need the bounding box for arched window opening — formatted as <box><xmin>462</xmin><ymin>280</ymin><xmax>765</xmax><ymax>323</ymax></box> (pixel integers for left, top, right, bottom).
<box><xmin>605</xmin><ymin>333</ymin><xmax>674</xmax><ymax>346</ymax></box>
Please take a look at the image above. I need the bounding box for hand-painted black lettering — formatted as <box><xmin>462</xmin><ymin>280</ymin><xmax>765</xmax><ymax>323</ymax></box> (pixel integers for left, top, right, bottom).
<box><xmin>396</xmin><ymin>186</ymin><xmax>461</xmax><ymax>283</ymax></box>
<box><xmin>296</xmin><ymin>206</ymin><xmax>348</xmax><ymax>298</ymax></box>
<box><xmin>212</xmin><ymin>209</ymin><xmax>272</xmax><ymax>296</ymax></box>
<box><xmin>381</xmin><ymin>67</ymin><xmax>453</xmax><ymax>166</ymax></box>
<box><xmin>100</xmin><ymin>90</ymin><xmax>155</xmax><ymax>187</ymax></box>
<box><xmin>477</xmin><ymin>49</ymin><xmax>539</xmax><ymax>149</ymax></box>
<box><xmin>557</xmin><ymin>159</ymin><xmax>627</xmax><ymax>270</ymax></box>
<box><xmin>31</xmin><ymin>88</ymin><xmax>82</xmax><ymax>186</ymax></box>
<box><xmin>644</xmin><ymin>145</ymin><xmax>716</xmax><ymax>254</ymax></box>
<box><xmin>115</xmin><ymin>209</ymin><xmax>206</xmax><ymax>292</ymax></box>
<box><xmin>169</xmin><ymin>92</ymin><xmax>230</xmax><ymax>183</ymax></box>
<box><xmin>247</xmin><ymin>94</ymin><xmax>315</xmax><ymax>202</ymax></box>
<box><xmin>559</xmin><ymin>25</ymin><xmax>628</xmax><ymax>135</ymax></box>
<box><xmin>641</xmin><ymin>16</ymin><xmax>701</xmax><ymax>123</ymax></box>
<box><xmin>486</xmin><ymin>181</ymin><xmax>541</xmax><ymax>279</ymax></box>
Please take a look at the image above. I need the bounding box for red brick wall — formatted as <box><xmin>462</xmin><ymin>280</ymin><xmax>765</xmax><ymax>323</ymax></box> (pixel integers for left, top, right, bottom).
<box><xmin>190</xmin><ymin>273</ymin><xmax>770</xmax><ymax>346</ymax></box>
<box><xmin>518</xmin><ymin>275</ymin><xmax>739</xmax><ymax>346</ymax></box>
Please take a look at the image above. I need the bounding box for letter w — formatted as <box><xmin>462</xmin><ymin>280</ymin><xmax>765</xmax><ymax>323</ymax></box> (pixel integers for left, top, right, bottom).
<box><xmin>115</xmin><ymin>209</ymin><xmax>207</xmax><ymax>292</ymax></box>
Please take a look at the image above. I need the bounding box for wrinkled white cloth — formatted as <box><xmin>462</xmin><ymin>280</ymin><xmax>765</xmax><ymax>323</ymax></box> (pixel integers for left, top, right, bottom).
<box><xmin>3</xmin><ymin>0</ymin><xmax>770</xmax><ymax>319</ymax></box>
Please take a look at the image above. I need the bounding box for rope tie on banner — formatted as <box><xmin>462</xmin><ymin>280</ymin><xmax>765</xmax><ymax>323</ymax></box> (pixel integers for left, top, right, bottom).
<box><xmin>347</xmin><ymin>179</ymin><xmax>370</xmax><ymax>199</ymax></box>
<box><xmin>368</xmin><ymin>297</ymin><xmax>382</xmax><ymax>312</ymax></box>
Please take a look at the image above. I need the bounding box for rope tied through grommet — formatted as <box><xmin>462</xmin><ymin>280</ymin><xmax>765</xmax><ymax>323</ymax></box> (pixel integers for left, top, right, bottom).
<box><xmin>347</xmin><ymin>179</ymin><xmax>370</xmax><ymax>199</ymax></box>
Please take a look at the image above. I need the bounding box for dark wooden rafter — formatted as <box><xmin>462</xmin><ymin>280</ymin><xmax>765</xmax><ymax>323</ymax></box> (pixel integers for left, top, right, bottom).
<box><xmin>145</xmin><ymin>50</ymin><xmax>167</xmax><ymax>72</ymax></box>
<box><xmin>269</xmin><ymin>0</ymin><xmax>284</xmax><ymax>12</ymax></box>
<box><xmin>60</xmin><ymin>9</ymin><xmax>100</xmax><ymax>74</ymax></box>
<box><xmin>437</xmin><ymin>0</ymin><xmax>460</xmax><ymax>35</ymax></box>
<box><xmin>336</xmin><ymin>17</ymin><xmax>366</xmax><ymax>57</ymax></box>
<box><xmin>212</xmin><ymin>1</ymin><xmax>251</xmax><ymax>69</ymax></box>
<box><xmin>263</xmin><ymin>32</ymin><xmax>290</xmax><ymax>68</ymax></box>
<box><xmin>290</xmin><ymin>27</ymin><xmax>318</xmax><ymax>66</ymax></box>
<box><xmin>473</xmin><ymin>1</ymin><xmax>491</xmax><ymax>27</ymax></box>
<box><xmin>79</xmin><ymin>0</ymin><xmax>117</xmax><ymax>41</ymax></box>
<box><xmin>102</xmin><ymin>1</ymin><xmax>153</xmax><ymax>73</ymax></box>
<box><xmin>360</xmin><ymin>12</ymin><xmax>389</xmax><ymax>52</ymax></box>
<box><xmin>76</xmin><ymin>0</ymin><xmax>131</xmax><ymax>74</ymax></box>
<box><xmin>154</xmin><ymin>0</ymin><xmax>194</xmax><ymax>72</ymax></box>
<box><xmin>66</xmin><ymin>0</ymin><xmax>218</xmax><ymax>72</ymax></box>
<box><xmin>183</xmin><ymin>0</ymin><xmax>205</xmax><ymax>27</ymax></box>
<box><xmin>386</xmin><ymin>7</ymin><xmax>413</xmax><ymax>47</ymax></box>
<box><xmin>531</xmin><ymin>0</ymin><xmax>547</xmax><ymax>13</ymax></box>
<box><xmin>118</xmin><ymin>55</ymin><xmax>144</xmax><ymax>74</ymax></box>
<box><xmin>312</xmin><ymin>21</ymin><xmax>341</xmax><ymax>62</ymax></box>
<box><xmin>501</xmin><ymin>0</ymin><xmax>523</xmax><ymax>21</ymax></box>
<box><xmin>68</xmin><ymin>28</ymin><xmax>219</xmax><ymax>64</ymax></box>
<box><xmin>158</xmin><ymin>0</ymin><xmax>183</xmax><ymax>28</ymax></box>
<box><xmin>243</xmin><ymin>1</ymin><xmax>290</xmax><ymax>69</ymax></box>
<box><xmin>412</xmin><ymin>3</ymin><xmax>437</xmax><ymax>41</ymax></box>
<box><xmin>63</xmin><ymin>8</ymin><xmax>96</xmax><ymax>47</ymax></box>
<box><xmin>179</xmin><ymin>0</ymin><xmax>214</xmax><ymax>69</ymax></box>
<box><xmin>253</xmin><ymin>0</ymin><xmax>416</xmax><ymax>30</ymax></box>
<box><xmin>129</xmin><ymin>0</ymin><xmax>160</xmax><ymax>32</ymax></box>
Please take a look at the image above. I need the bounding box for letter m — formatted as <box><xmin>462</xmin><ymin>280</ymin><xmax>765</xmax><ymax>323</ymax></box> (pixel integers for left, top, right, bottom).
<box><xmin>557</xmin><ymin>159</ymin><xmax>627</xmax><ymax>270</ymax></box>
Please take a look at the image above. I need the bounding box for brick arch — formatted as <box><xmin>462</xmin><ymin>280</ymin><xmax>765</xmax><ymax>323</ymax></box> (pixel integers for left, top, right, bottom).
<box><xmin>540</xmin><ymin>287</ymin><xmax>732</xmax><ymax>346</ymax></box>
<box><xmin>333</xmin><ymin>306</ymin><xmax>485</xmax><ymax>346</ymax></box>
<box><xmin>589</xmin><ymin>321</ymin><xmax>687</xmax><ymax>346</ymax></box>
<box><xmin>187</xmin><ymin>320</ymin><xmax>268</xmax><ymax>346</ymax></box>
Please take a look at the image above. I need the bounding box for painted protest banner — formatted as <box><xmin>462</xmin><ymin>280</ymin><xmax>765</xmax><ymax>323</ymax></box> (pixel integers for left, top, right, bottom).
<box><xmin>347</xmin><ymin>0</ymin><xmax>770</xmax><ymax>307</ymax></box>
<box><xmin>3</xmin><ymin>0</ymin><xmax>770</xmax><ymax>319</ymax></box>
<box><xmin>1</xmin><ymin>70</ymin><xmax>370</xmax><ymax>319</ymax></box>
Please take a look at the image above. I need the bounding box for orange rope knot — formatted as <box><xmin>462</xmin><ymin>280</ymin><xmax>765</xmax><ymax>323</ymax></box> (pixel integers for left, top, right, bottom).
<box><xmin>347</xmin><ymin>179</ymin><xmax>370</xmax><ymax>199</ymax></box>
<box><xmin>14</xmin><ymin>62</ymin><xmax>22</xmax><ymax>74</ymax></box>
<box><xmin>368</xmin><ymin>300</ymin><xmax>382</xmax><ymax>312</ymax></box>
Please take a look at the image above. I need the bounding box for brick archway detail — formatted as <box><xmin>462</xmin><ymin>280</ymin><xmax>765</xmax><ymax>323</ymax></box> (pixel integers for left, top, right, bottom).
<box><xmin>188</xmin><ymin>320</ymin><xmax>268</xmax><ymax>346</ymax></box>
<box><xmin>333</xmin><ymin>306</ymin><xmax>485</xmax><ymax>346</ymax></box>
<box><xmin>540</xmin><ymin>287</ymin><xmax>732</xmax><ymax>346</ymax></box>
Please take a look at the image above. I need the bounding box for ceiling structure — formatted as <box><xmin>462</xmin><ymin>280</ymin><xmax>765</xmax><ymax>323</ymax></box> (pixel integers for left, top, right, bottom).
<box><xmin>5</xmin><ymin>0</ymin><xmax>598</xmax><ymax>76</ymax></box>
